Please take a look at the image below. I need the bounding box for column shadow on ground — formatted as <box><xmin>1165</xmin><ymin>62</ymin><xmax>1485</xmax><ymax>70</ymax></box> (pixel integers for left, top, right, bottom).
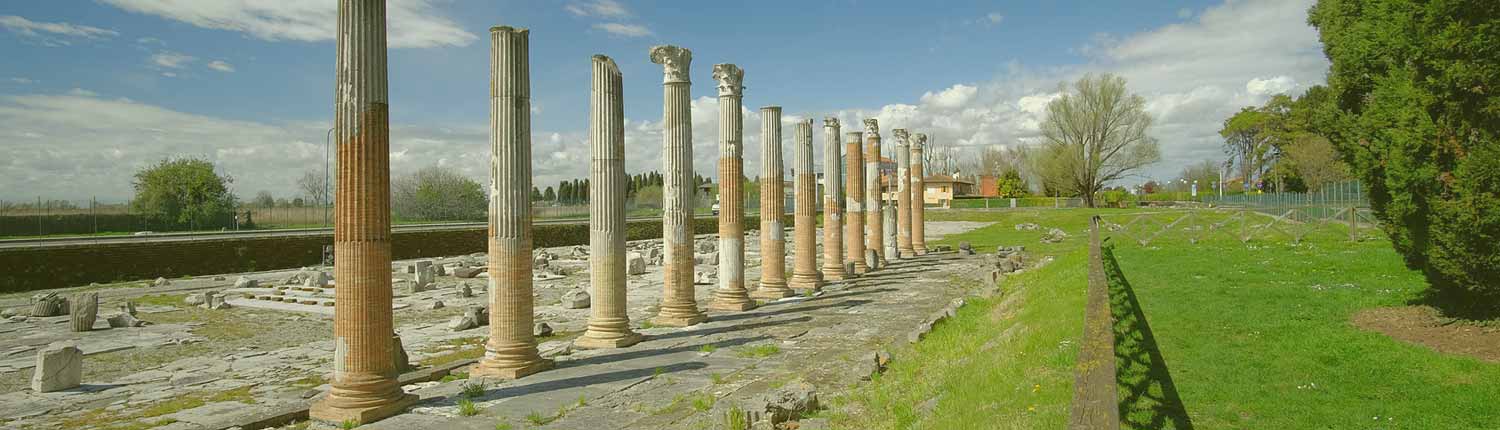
<box><xmin>445</xmin><ymin>361</ymin><xmax>712</xmax><ymax>405</ymax></box>
<box><xmin>561</xmin><ymin>334</ymin><xmax>772</xmax><ymax>368</ymax></box>
<box><xmin>707</xmin><ymin>299</ymin><xmax>875</xmax><ymax>324</ymax></box>
<box><xmin>1103</xmin><ymin>245</ymin><xmax>1195</xmax><ymax>430</ymax></box>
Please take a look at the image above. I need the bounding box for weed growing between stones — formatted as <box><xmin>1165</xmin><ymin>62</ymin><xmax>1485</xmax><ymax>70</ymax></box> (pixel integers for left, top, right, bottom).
<box><xmin>461</xmin><ymin>379</ymin><xmax>487</xmax><ymax>398</ymax></box>
<box><xmin>457</xmin><ymin>398</ymin><xmax>480</xmax><ymax>417</ymax></box>
<box><xmin>339</xmin><ymin>418</ymin><xmax>360</xmax><ymax>429</ymax></box>
<box><xmin>736</xmin><ymin>344</ymin><xmax>781</xmax><ymax>358</ymax></box>
<box><xmin>698</xmin><ymin>344</ymin><xmax>717</xmax><ymax>353</ymax></box>
<box><xmin>724</xmin><ymin>406</ymin><xmax>749</xmax><ymax>430</ymax></box>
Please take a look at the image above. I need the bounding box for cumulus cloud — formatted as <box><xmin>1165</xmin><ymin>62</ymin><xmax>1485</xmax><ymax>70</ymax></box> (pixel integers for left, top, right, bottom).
<box><xmin>1246</xmin><ymin>76</ymin><xmax>1296</xmax><ymax>96</ymax></box>
<box><xmin>99</xmin><ymin>0</ymin><xmax>476</xmax><ymax>48</ymax></box>
<box><xmin>565</xmin><ymin>0</ymin><xmax>630</xmax><ymax>18</ymax></box>
<box><xmin>0</xmin><ymin>15</ymin><xmax>118</xmax><ymax>46</ymax></box>
<box><xmin>206</xmin><ymin>60</ymin><xmax>235</xmax><ymax>73</ymax></box>
<box><xmin>593</xmin><ymin>22</ymin><xmax>652</xmax><ymax>38</ymax></box>
<box><xmin>151</xmin><ymin>51</ymin><xmax>194</xmax><ymax>69</ymax></box>
<box><xmin>830</xmin><ymin>0</ymin><xmax>1328</xmax><ymax>183</ymax></box>
<box><xmin>9</xmin><ymin>77</ymin><xmax>37</xmax><ymax>84</ymax></box>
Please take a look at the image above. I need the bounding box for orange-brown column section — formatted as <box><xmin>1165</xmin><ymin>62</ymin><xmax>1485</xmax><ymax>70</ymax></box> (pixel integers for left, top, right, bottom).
<box><xmin>820</xmin><ymin>118</ymin><xmax>847</xmax><ymax>280</ymax></box>
<box><xmin>894</xmin><ymin>128</ymin><xmax>915</xmax><ymax>258</ymax></box>
<box><xmin>788</xmin><ymin>119</ymin><xmax>823</xmax><ymax>291</ymax></box>
<box><xmin>753</xmin><ymin>106</ymin><xmax>794</xmax><ymax>299</ymax></box>
<box><xmin>911</xmin><ymin>133</ymin><xmax>928</xmax><ymax>255</ymax></box>
<box><xmin>844</xmin><ymin>131</ymin><xmax>869</xmax><ymax>274</ymax></box>
<box><xmin>708</xmin><ymin>63</ymin><xmax>755</xmax><ymax>312</ymax></box>
<box><xmin>649</xmin><ymin>45</ymin><xmax>707</xmax><ymax>327</ymax></box>
<box><xmin>863</xmin><ymin>119</ymin><xmax>885</xmax><ymax>267</ymax></box>
<box><xmin>473</xmin><ymin>26</ymin><xmax>553</xmax><ymax>380</ymax></box>
<box><xmin>575</xmin><ymin>55</ymin><xmax>641</xmax><ymax>349</ymax></box>
<box><xmin>311</xmin><ymin>0</ymin><xmax>417</xmax><ymax>424</ymax></box>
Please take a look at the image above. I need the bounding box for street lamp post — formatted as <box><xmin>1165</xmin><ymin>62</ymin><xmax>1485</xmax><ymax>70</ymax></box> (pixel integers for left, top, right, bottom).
<box><xmin>325</xmin><ymin>127</ymin><xmax>333</xmax><ymax>227</ymax></box>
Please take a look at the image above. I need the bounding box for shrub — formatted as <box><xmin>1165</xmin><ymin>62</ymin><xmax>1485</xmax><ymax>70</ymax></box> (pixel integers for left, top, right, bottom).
<box><xmin>1310</xmin><ymin>0</ymin><xmax>1500</xmax><ymax>313</ymax></box>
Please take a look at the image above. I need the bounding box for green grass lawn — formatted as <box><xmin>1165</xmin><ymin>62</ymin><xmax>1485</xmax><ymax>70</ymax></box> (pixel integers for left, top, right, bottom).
<box><xmin>834</xmin><ymin>208</ymin><xmax>1500</xmax><ymax>429</ymax></box>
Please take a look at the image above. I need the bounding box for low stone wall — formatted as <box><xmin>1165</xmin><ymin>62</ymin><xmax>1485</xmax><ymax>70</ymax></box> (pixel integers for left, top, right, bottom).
<box><xmin>0</xmin><ymin>215</ymin><xmax>788</xmax><ymax>294</ymax></box>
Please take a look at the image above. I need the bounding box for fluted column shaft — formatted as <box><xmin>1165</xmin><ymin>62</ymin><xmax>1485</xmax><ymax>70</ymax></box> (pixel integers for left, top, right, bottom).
<box><xmin>576</xmin><ymin>55</ymin><xmax>641</xmax><ymax>349</ymax></box>
<box><xmin>895</xmin><ymin>129</ymin><xmax>915</xmax><ymax>258</ymax></box>
<box><xmin>844</xmin><ymin>131</ymin><xmax>869</xmax><ymax>274</ymax></box>
<box><xmin>911</xmin><ymin>134</ymin><xmax>928</xmax><ymax>255</ymax></box>
<box><xmin>650</xmin><ymin>45</ymin><xmax>706</xmax><ymax>327</ymax></box>
<box><xmin>708</xmin><ymin>64</ymin><xmax>755</xmax><ymax>311</ymax></box>
<box><xmin>863</xmin><ymin>120</ymin><xmax>884</xmax><ymax>265</ymax></box>
<box><xmin>819</xmin><ymin>119</ymin><xmax>847</xmax><ymax>280</ymax></box>
<box><xmin>313</xmin><ymin>0</ymin><xmax>416</xmax><ymax>423</ymax></box>
<box><xmin>474</xmin><ymin>26</ymin><xmax>552</xmax><ymax>380</ymax></box>
<box><xmin>788</xmin><ymin>119</ymin><xmax>822</xmax><ymax>290</ymax></box>
<box><xmin>754</xmin><ymin>106</ymin><xmax>793</xmax><ymax>299</ymax></box>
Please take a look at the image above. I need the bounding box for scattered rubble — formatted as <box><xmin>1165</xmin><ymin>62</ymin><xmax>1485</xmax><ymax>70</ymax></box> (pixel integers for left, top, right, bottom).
<box><xmin>561</xmin><ymin>288</ymin><xmax>591</xmax><ymax>309</ymax></box>
<box><xmin>30</xmin><ymin>343</ymin><xmax>82</xmax><ymax>393</ymax></box>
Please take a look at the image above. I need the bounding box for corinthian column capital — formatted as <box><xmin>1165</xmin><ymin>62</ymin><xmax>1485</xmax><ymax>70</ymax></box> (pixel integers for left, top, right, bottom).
<box><xmin>649</xmin><ymin>45</ymin><xmax>692</xmax><ymax>84</ymax></box>
<box><xmin>913</xmin><ymin>133</ymin><xmax>927</xmax><ymax>149</ymax></box>
<box><xmin>863</xmin><ymin>118</ymin><xmax>879</xmax><ymax>135</ymax></box>
<box><xmin>712</xmin><ymin>63</ymin><xmax>744</xmax><ymax>97</ymax></box>
<box><xmin>823</xmin><ymin>116</ymin><xmax>840</xmax><ymax>129</ymax></box>
<box><xmin>893</xmin><ymin>128</ymin><xmax>910</xmax><ymax>145</ymax></box>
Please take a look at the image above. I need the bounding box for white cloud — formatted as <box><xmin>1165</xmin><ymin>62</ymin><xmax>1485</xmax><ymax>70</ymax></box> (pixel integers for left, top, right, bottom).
<box><xmin>1177</xmin><ymin>8</ymin><xmax>1194</xmax><ymax>19</ymax></box>
<box><xmin>151</xmin><ymin>51</ymin><xmax>195</xmax><ymax>69</ymax></box>
<box><xmin>99</xmin><ymin>0</ymin><xmax>477</xmax><ymax>48</ymax></box>
<box><xmin>0</xmin><ymin>15</ymin><xmax>118</xmax><ymax>46</ymax></box>
<box><xmin>985</xmin><ymin>12</ymin><xmax>1004</xmax><ymax>26</ymax></box>
<box><xmin>10</xmin><ymin>77</ymin><xmax>37</xmax><ymax>84</ymax></box>
<box><xmin>136</xmin><ymin>36</ymin><xmax>163</xmax><ymax>45</ymax></box>
<box><xmin>67</xmin><ymin>88</ymin><xmax>97</xmax><ymax>97</ymax></box>
<box><xmin>1246</xmin><ymin>76</ymin><xmax>1296</xmax><ymax>96</ymax></box>
<box><xmin>565</xmin><ymin>0</ymin><xmax>630</xmax><ymax>18</ymax></box>
<box><xmin>834</xmin><ymin>0</ymin><xmax>1328</xmax><ymax>184</ymax></box>
<box><xmin>593</xmin><ymin>23</ymin><xmax>652</xmax><ymax>38</ymax></box>
<box><xmin>206</xmin><ymin>60</ymin><xmax>235</xmax><ymax>73</ymax></box>
<box><xmin>920</xmin><ymin>84</ymin><xmax>979</xmax><ymax>109</ymax></box>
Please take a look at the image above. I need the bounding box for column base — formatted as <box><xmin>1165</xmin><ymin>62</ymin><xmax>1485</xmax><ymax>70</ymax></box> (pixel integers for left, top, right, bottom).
<box><xmin>707</xmin><ymin>299</ymin><xmax>757</xmax><ymax>312</ymax></box>
<box><xmin>788</xmin><ymin>274</ymin><xmax>823</xmax><ymax>291</ymax></box>
<box><xmin>849</xmin><ymin>262</ymin><xmax>870</xmax><ymax>275</ymax></box>
<box><xmin>574</xmin><ymin>331</ymin><xmax>643</xmax><ymax>349</ymax></box>
<box><xmin>914</xmin><ymin>247</ymin><xmax>928</xmax><ymax>256</ymax></box>
<box><xmin>310</xmin><ymin>393</ymin><xmax>419</xmax><ymax>425</ymax></box>
<box><xmin>820</xmin><ymin>267</ymin><xmax>847</xmax><ymax>281</ymax></box>
<box><xmin>750</xmin><ymin>283</ymin><xmax>795</xmax><ymax>299</ymax></box>
<box><xmin>899</xmin><ymin>249</ymin><xmax>917</xmax><ymax>259</ymax></box>
<box><xmin>471</xmin><ymin>357</ymin><xmax>554</xmax><ymax>380</ymax></box>
<box><xmin>652</xmin><ymin>311</ymin><xmax>707</xmax><ymax>327</ymax></box>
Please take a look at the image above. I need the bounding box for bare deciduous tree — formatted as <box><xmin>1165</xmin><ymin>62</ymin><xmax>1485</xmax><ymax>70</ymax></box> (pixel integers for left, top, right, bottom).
<box><xmin>297</xmin><ymin>171</ymin><xmax>329</xmax><ymax>207</ymax></box>
<box><xmin>1037</xmin><ymin>73</ymin><xmax>1160</xmax><ymax>207</ymax></box>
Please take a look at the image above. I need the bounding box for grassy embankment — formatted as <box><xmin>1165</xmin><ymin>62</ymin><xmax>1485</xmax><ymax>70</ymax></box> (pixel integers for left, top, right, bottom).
<box><xmin>834</xmin><ymin>208</ymin><xmax>1500</xmax><ymax>429</ymax></box>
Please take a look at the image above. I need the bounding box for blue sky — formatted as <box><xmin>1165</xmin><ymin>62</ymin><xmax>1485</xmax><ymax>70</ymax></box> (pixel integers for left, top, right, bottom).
<box><xmin>0</xmin><ymin>0</ymin><xmax>1329</xmax><ymax>201</ymax></box>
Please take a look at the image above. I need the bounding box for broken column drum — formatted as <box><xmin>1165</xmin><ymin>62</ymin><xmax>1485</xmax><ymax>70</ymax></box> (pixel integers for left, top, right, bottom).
<box><xmin>863</xmin><ymin>119</ymin><xmax>886</xmax><ymax>266</ymax></box>
<box><xmin>820</xmin><ymin>118</ymin><xmax>848</xmax><ymax>281</ymax></box>
<box><xmin>788</xmin><ymin>119</ymin><xmax>824</xmax><ymax>291</ymax></box>
<box><xmin>708</xmin><ymin>63</ymin><xmax>756</xmax><ymax>312</ymax></box>
<box><xmin>649</xmin><ymin>45</ymin><xmax>708</xmax><ymax>327</ymax></box>
<box><xmin>473</xmin><ymin>26</ymin><xmax>553</xmax><ymax>379</ymax></box>
<box><xmin>911</xmin><ymin>133</ymin><xmax>928</xmax><ymax>255</ymax></box>
<box><xmin>575</xmin><ymin>55</ymin><xmax>642</xmax><ymax>349</ymax></box>
<box><xmin>894</xmin><ymin>129</ymin><xmax>916</xmax><ymax>258</ymax></box>
<box><xmin>753</xmin><ymin>106</ymin><xmax>795</xmax><ymax>299</ymax></box>
<box><xmin>844</xmin><ymin>130</ymin><xmax>870</xmax><ymax>275</ymax></box>
<box><xmin>311</xmin><ymin>0</ymin><xmax>418</xmax><ymax>423</ymax></box>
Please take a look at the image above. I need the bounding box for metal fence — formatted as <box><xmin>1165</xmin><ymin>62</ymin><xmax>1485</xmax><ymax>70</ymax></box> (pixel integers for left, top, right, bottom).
<box><xmin>0</xmin><ymin>194</ymin><xmax>733</xmax><ymax>238</ymax></box>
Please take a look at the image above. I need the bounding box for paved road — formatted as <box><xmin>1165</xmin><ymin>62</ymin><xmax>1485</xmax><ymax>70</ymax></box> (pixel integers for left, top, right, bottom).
<box><xmin>0</xmin><ymin>215</ymin><xmax>719</xmax><ymax>250</ymax></box>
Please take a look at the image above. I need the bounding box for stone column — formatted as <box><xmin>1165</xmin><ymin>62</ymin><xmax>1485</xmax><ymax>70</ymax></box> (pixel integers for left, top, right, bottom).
<box><xmin>788</xmin><ymin>119</ymin><xmax>823</xmax><ymax>291</ymax></box>
<box><xmin>649</xmin><ymin>45</ymin><xmax>707</xmax><ymax>327</ymax></box>
<box><xmin>754</xmin><ymin>106</ymin><xmax>794</xmax><ymax>299</ymax></box>
<box><xmin>844</xmin><ymin>130</ymin><xmax>870</xmax><ymax>274</ymax></box>
<box><xmin>708</xmin><ymin>64</ymin><xmax>755</xmax><ymax>312</ymax></box>
<box><xmin>884</xmin><ymin>195</ymin><xmax>898</xmax><ymax>260</ymax></box>
<box><xmin>311</xmin><ymin>0</ymin><xmax>417</xmax><ymax>423</ymax></box>
<box><xmin>894</xmin><ymin>129</ymin><xmax>915</xmax><ymax>258</ymax></box>
<box><xmin>820</xmin><ymin>118</ymin><xmax>848</xmax><ymax>280</ymax></box>
<box><xmin>911</xmin><ymin>133</ymin><xmax>928</xmax><ymax>255</ymax></box>
<box><xmin>473</xmin><ymin>26</ymin><xmax>553</xmax><ymax>380</ymax></box>
<box><xmin>575</xmin><ymin>55</ymin><xmax>642</xmax><ymax>349</ymax></box>
<box><xmin>863</xmin><ymin>119</ymin><xmax>885</xmax><ymax>266</ymax></box>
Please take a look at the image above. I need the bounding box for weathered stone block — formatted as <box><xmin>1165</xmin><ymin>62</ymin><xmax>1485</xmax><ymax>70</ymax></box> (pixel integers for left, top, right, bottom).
<box><xmin>31</xmin><ymin>343</ymin><xmax>82</xmax><ymax>393</ymax></box>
